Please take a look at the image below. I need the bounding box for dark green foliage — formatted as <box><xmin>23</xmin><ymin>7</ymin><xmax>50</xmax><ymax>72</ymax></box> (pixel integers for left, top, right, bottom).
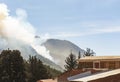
<box><xmin>0</xmin><ymin>49</ymin><xmax>26</xmax><ymax>82</ymax></box>
<box><xmin>78</xmin><ymin>51</ymin><xmax>81</xmax><ymax>59</ymax></box>
<box><xmin>0</xmin><ymin>55</ymin><xmax>2</xmax><ymax>82</ymax></box>
<box><xmin>77</xmin><ymin>51</ymin><xmax>82</xmax><ymax>69</ymax></box>
<box><xmin>44</xmin><ymin>65</ymin><xmax>62</xmax><ymax>79</ymax></box>
<box><xmin>84</xmin><ymin>48</ymin><xmax>95</xmax><ymax>56</ymax></box>
<box><xmin>28</xmin><ymin>56</ymin><xmax>51</xmax><ymax>82</ymax></box>
<box><xmin>64</xmin><ymin>53</ymin><xmax>77</xmax><ymax>71</ymax></box>
<box><xmin>0</xmin><ymin>49</ymin><xmax>64</xmax><ymax>82</ymax></box>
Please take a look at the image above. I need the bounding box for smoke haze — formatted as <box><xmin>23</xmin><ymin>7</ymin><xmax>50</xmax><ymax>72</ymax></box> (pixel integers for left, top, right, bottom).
<box><xmin>0</xmin><ymin>3</ymin><xmax>53</xmax><ymax>61</ymax></box>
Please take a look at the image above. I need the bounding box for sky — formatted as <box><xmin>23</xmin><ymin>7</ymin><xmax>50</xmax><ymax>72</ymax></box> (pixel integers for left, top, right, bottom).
<box><xmin>0</xmin><ymin>0</ymin><xmax>120</xmax><ymax>56</ymax></box>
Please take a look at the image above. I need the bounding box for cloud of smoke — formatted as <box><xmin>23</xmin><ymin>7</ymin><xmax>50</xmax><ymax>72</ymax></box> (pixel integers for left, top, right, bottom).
<box><xmin>0</xmin><ymin>3</ymin><xmax>53</xmax><ymax>61</ymax></box>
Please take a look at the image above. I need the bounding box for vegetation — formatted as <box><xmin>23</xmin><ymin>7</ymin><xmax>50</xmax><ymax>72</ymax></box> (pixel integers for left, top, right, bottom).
<box><xmin>0</xmin><ymin>49</ymin><xmax>26</xmax><ymax>82</ymax></box>
<box><xmin>64</xmin><ymin>52</ymin><xmax>77</xmax><ymax>71</ymax></box>
<box><xmin>84</xmin><ymin>48</ymin><xmax>95</xmax><ymax>56</ymax></box>
<box><xmin>27</xmin><ymin>56</ymin><xmax>51</xmax><ymax>82</ymax></box>
<box><xmin>64</xmin><ymin>48</ymin><xmax>95</xmax><ymax>70</ymax></box>
<box><xmin>0</xmin><ymin>49</ymin><xmax>62</xmax><ymax>82</ymax></box>
<box><xmin>44</xmin><ymin>65</ymin><xmax>62</xmax><ymax>79</ymax></box>
<box><xmin>0</xmin><ymin>47</ymin><xmax>95</xmax><ymax>81</ymax></box>
<box><xmin>78</xmin><ymin>51</ymin><xmax>81</xmax><ymax>59</ymax></box>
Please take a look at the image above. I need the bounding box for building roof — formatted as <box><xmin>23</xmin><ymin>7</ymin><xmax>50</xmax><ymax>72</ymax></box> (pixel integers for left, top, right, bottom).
<box><xmin>68</xmin><ymin>71</ymin><xmax>91</xmax><ymax>81</ymax></box>
<box><xmin>58</xmin><ymin>69</ymin><xmax>84</xmax><ymax>81</ymax></box>
<box><xmin>79</xmin><ymin>56</ymin><xmax>120</xmax><ymax>62</ymax></box>
<box><xmin>70</xmin><ymin>69</ymin><xmax>120</xmax><ymax>82</ymax></box>
<box><xmin>58</xmin><ymin>69</ymin><xmax>102</xmax><ymax>82</ymax></box>
<box><xmin>37</xmin><ymin>79</ymin><xmax>57</xmax><ymax>82</ymax></box>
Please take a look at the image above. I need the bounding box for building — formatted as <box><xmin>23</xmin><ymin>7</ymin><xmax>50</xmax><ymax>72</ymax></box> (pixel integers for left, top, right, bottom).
<box><xmin>78</xmin><ymin>56</ymin><xmax>120</xmax><ymax>69</ymax></box>
<box><xmin>37</xmin><ymin>79</ymin><xmax>57</xmax><ymax>82</ymax></box>
<box><xmin>58</xmin><ymin>69</ymin><xmax>84</xmax><ymax>82</ymax></box>
<box><xmin>67</xmin><ymin>56</ymin><xmax>120</xmax><ymax>82</ymax></box>
<box><xmin>69</xmin><ymin>69</ymin><xmax>120</xmax><ymax>82</ymax></box>
<box><xmin>57</xmin><ymin>69</ymin><xmax>102</xmax><ymax>82</ymax></box>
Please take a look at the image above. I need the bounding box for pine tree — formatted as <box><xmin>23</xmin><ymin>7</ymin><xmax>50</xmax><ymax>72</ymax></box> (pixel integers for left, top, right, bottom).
<box><xmin>0</xmin><ymin>55</ymin><xmax>3</xmax><ymax>81</ymax></box>
<box><xmin>0</xmin><ymin>49</ymin><xmax>26</xmax><ymax>82</ymax></box>
<box><xmin>78</xmin><ymin>51</ymin><xmax>81</xmax><ymax>59</ymax></box>
<box><xmin>28</xmin><ymin>56</ymin><xmax>50</xmax><ymax>82</ymax></box>
<box><xmin>64</xmin><ymin>53</ymin><xmax>77</xmax><ymax>71</ymax></box>
<box><xmin>77</xmin><ymin>51</ymin><xmax>82</xmax><ymax>69</ymax></box>
<box><xmin>11</xmin><ymin>50</ymin><xmax>26</xmax><ymax>82</ymax></box>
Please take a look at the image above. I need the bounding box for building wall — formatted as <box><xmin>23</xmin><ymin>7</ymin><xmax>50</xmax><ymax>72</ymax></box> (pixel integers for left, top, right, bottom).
<box><xmin>79</xmin><ymin>61</ymin><xmax>120</xmax><ymax>69</ymax></box>
<box><xmin>115</xmin><ymin>61</ymin><xmax>120</xmax><ymax>68</ymax></box>
<box><xmin>103</xmin><ymin>61</ymin><xmax>120</xmax><ymax>69</ymax></box>
<box><xmin>79</xmin><ymin>62</ymin><xmax>93</xmax><ymax>69</ymax></box>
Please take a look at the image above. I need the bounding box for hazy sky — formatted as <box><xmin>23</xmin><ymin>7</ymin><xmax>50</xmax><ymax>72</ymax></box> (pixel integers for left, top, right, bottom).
<box><xmin>0</xmin><ymin>0</ymin><xmax>120</xmax><ymax>56</ymax></box>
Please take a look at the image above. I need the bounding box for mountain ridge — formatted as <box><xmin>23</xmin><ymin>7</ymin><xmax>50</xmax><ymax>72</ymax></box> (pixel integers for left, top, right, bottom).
<box><xmin>0</xmin><ymin>38</ymin><xmax>63</xmax><ymax>71</ymax></box>
<box><xmin>43</xmin><ymin>39</ymin><xmax>84</xmax><ymax>68</ymax></box>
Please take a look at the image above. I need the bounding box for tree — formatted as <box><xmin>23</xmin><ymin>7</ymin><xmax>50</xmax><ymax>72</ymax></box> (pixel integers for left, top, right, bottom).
<box><xmin>84</xmin><ymin>48</ymin><xmax>95</xmax><ymax>56</ymax></box>
<box><xmin>0</xmin><ymin>55</ymin><xmax>3</xmax><ymax>82</ymax></box>
<box><xmin>28</xmin><ymin>56</ymin><xmax>51</xmax><ymax>82</ymax></box>
<box><xmin>78</xmin><ymin>51</ymin><xmax>81</xmax><ymax>59</ymax></box>
<box><xmin>0</xmin><ymin>49</ymin><xmax>26</xmax><ymax>82</ymax></box>
<box><xmin>77</xmin><ymin>51</ymin><xmax>82</xmax><ymax>69</ymax></box>
<box><xmin>64</xmin><ymin>53</ymin><xmax>77</xmax><ymax>71</ymax></box>
<box><xmin>11</xmin><ymin>50</ymin><xmax>26</xmax><ymax>82</ymax></box>
<box><xmin>44</xmin><ymin>65</ymin><xmax>62</xmax><ymax>79</ymax></box>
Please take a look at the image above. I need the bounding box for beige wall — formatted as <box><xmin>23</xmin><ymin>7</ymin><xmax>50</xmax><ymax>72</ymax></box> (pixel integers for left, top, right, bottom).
<box><xmin>79</xmin><ymin>61</ymin><xmax>120</xmax><ymax>69</ymax></box>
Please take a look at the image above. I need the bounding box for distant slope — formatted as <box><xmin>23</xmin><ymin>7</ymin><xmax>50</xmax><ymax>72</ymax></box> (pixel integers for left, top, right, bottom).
<box><xmin>43</xmin><ymin>39</ymin><xmax>85</xmax><ymax>68</ymax></box>
<box><xmin>36</xmin><ymin>54</ymin><xmax>63</xmax><ymax>71</ymax></box>
<box><xmin>0</xmin><ymin>38</ymin><xmax>63</xmax><ymax>71</ymax></box>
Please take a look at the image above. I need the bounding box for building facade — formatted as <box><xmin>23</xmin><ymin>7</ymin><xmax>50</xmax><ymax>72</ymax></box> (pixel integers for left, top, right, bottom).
<box><xmin>78</xmin><ymin>56</ymin><xmax>120</xmax><ymax>69</ymax></box>
<box><xmin>58</xmin><ymin>56</ymin><xmax>120</xmax><ymax>82</ymax></box>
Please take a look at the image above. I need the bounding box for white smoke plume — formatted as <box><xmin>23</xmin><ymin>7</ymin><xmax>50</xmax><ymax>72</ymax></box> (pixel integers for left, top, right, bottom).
<box><xmin>0</xmin><ymin>3</ymin><xmax>53</xmax><ymax>61</ymax></box>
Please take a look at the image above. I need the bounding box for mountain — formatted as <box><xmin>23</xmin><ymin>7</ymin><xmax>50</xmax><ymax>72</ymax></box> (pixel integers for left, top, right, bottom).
<box><xmin>43</xmin><ymin>39</ymin><xmax>85</xmax><ymax>68</ymax></box>
<box><xmin>0</xmin><ymin>37</ymin><xmax>84</xmax><ymax>71</ymax></box>
<box><xmin>0</xmin><ymin>38</ymin><xmax>63</xmax><ymax>71</ymax></box>
<box><xmin>36</xmin><ymin>54</ymin><xmax>63</xmax><ymax>71</ymax></box>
